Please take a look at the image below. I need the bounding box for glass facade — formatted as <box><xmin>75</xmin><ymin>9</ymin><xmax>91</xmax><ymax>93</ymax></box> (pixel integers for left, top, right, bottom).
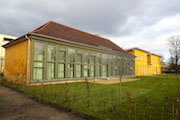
<box><xmin>102</xmin><ymin>54</ymin><xmax>108</xmax><ymax>77</ymax></box>
<box><xmin>33</xmin><ymin>42</ymin><xmax>44</xmax><ymax>80</ymax></box>
<box><xmin>58</xmin><ymin>47</ymin><xmax>66</xmax><ymax>78</ymax></box>
<box><xmin>76</xmin><ymin>53</ymin><xmax>82</xmax><ymax>78</ymax></box>
<box><xmin>96</xmin><ymin>53</ymin><xmax>101</xmax><ymax>77</ymax></box>
<box><xmin>32</xmin><ymin>41</ymin><xmax>134</xmax><ymax>81</ymax></box>
<box><xmin>84</xmin><ymin>52</ymin><xmax>89</xmax><ymax>77</ymax></box>
<box><xmin>91</xmin><ymin>55</ymin><xmax>96</xmax><ymax>77</ymax></box>
<box><xmin>47</xmin><ymin>45</ymin><xmax>56</xmax><ymax>80</ymax></box>
<box><xmin>68</xmin><ymin>48</ymin><xmax>75</xmax><ymax>78</ymax></box>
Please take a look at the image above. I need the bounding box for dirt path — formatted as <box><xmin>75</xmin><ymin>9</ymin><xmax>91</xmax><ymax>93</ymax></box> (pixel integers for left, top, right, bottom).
<box><xmin>89</xmin><ymin>78</ymin><xmax>139</xmax><ymax>84</ymax></box>
<box><xmin>0</xmin><ymin>86</ymin><xmax>83</xmax><ymax>120</ymax></box>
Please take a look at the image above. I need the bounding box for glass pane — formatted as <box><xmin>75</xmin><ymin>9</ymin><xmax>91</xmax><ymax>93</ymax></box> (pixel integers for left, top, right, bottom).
<box><xmin>34</xmin><ymin>42</ymin><xmax>44</xmax><ymax>61</ymax></box>
<box><xmin>68</xmin><ymin>64</ymin><xmax>74</xmax><ymax>78</ymax></box>
<box><xmin>113</xmin><ymin>56</ymin><xmax>117</xmax><ymax>64</ymax></box>
<box><xmin>91</xmin><ymin>55</ymin><xmax>96</xmax><ymax>64</ymax></box>
<box><xmin>96</xmin><ymin>65</ymin><xmax>101</xmax><ymax>77</ymax></box>
<box><xmin>59</xmin><ymin>50</ymin><xmax>66</xmax><ymax>62</ymax></box>
<box><xmin>76</xmin><ymin>64</ymin><xmax>82</xmax><ymax>78</ymax></box>
<box><xmin>102</xmin><ymin>54</ymin><xmax>108</xmax><ymax>64</ymax></box>
<box><xmin>47</xmin><ymin>45</ymin><xmax>56</xmax><ymax>61</ymax></box>
<box><xmin>91</xmin><ymin>65</ymin><xmax>95</xmax><ymax>77</ymax></box>
<box><xmin>33</xmin><ymin>68</ymin><xmax>43</xmax><ymax>80</ymax></box>
<box><xmin>102</xmin><ymin>65</ymin><xmax>107</xmax><ymax>77</ymax></box>
<box><xmin>47</xmin><ymin>63</ymin><xmax>55</xmax><ymax>80</ymax></box>
<box><xmin>84</xmin><ymin>65</ymin><xmax>89</xmax><ymax>77</ymax></box>
<box><xmin>77</xmin><ymin>54</ymin><xmax>82</xmax><ymax>64</ymax></box>
<box><xmin>109</xmin><ymin>55</ymin><xmax>113</xmax><ymax>65</ymax></box>
<box><xmin>118</xmin><ymin>66</ymin><xmax>120</xmax><ymax>75</ymax></box>
<box><xmin>58</xmin><ymin>64</ymin><xmax>65</xmax><ymax>78</ymax></box>
<box><xmin>111</xmin><ymin>66</ymin><xmax>113</xmax><ymax>76</ymax></box>
<box><xmin>84</xmin><ymin>52</ymin><xmax>89</xmax><ymax>64</ymax></box>
<box><xmin>109</xmin><ymin>65</ymin><xmax>111</xmax><ymax>76</ymax></box>
<box><xmin>68</xmin><ymin>48</ymin><xmax>75</xmax><ymax>63</ymax></box>
<box><xmin>34</xmin><ymin>62</ymin><xmax>43</xmax><ymax>67</ymax></box>
<box><xmin>97</xmin><ymin>53</ymin><xmax>101</xmax><ymax>64</ymax></box>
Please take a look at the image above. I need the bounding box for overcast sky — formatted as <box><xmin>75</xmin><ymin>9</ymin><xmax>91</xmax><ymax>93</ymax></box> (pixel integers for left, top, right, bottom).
<box><xmin>1</xmin><ymin>0</ymin><xmax>180</xmax><ymax>61</ymax></box>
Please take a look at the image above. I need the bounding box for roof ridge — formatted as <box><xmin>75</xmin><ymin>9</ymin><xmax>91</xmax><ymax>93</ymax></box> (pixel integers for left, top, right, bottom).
<box><xmin>31</xmin><ymin>21</ymin><xmax>52</xmax><ymax>33</ymax></box>
<box><xmin>49</xmin><ymin>20</ymin><xmax>112</xmax><ymax>41</ymax></box>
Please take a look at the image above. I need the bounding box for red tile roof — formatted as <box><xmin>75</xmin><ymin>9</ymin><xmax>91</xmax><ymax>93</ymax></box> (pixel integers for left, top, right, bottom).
<box><xmin>30</xmin><ymin>21</ymin><xmax>129</xmax><ymax>54</ymax></box>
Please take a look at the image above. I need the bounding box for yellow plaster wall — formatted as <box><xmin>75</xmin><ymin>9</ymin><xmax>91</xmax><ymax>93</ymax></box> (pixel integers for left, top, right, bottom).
<box><xmin>4</xmin><ymin>39</ymin><xmax>31</xmax><ymax>84</ymax></box>
<box><xmin>134</xmin><ymin>50</ymin><xmax>148</xmax><ymax>76</ymax></box>
<box><xmin>128</xmin><ymin>49</ymin><xmax>161</xmax><ymax>76</ymax></box>
<box><xmin>148</xmin><ymin>55</ymin><xmax>161</xmax><ymax>75</ymax></box>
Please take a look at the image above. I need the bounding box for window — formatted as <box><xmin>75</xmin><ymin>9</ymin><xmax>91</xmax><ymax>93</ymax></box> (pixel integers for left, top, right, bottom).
<box><xmin>68</xmin><ymin>48</ymin><xmax>75</xmax><ymax>78</ymax></box>
<box><xmin>68</xmin><ymin>64</ymin><xmax>74</xmax><ymax>78</ymax></box>
<box><xmin>76</xmin><ymin>64</ymin><xmax>82</xmax><ymax>78</ymax></box>
<box><xmin>96</xmin><ymin>53</ymin><xmax>101</xmax><ymax>77</ymax></box>
<box><xmin>47</xmin><ymin>63</ymin><xmax>55</xmax><ymax>80</ymax></box>
<box><xmin>34</xmin><ymin>42</ymin><xmax>44</xmax><ymax>61</ymax></box>
<box><xmin>58</xmin><ymin>64</ymin><xmax>65</xmax><ymax>78</ymax></box>
<box><xmin>109</xmin><ymin>55</ymin><xmax>113</xmax><ymax>76</ymax></box>
<box><xmin>102</xmin><ymin>65</ymin><xmax>108</xmax><ymax>77</ymax></box>
<box><xmin>102</xmin><ymin>54</ymin><xmax>108</xmax><ymax>77</ymax></box>
<box><xmin>33</xmin><ymin>42</ymin><xmax>44</xmax><ymax>80</ymax></box>
<box><xmin>91</xmin><ymin>55</ymin><xmax>96</xmax><ymax>77</ymax></box>
<box><xmin>76</xmin><ymin>53</ymin><xmax>82</xmax><ymax>78</ymax></box>
<box><xmin>33</xmin><ymin>62</ymin><xmax>43</xmax><ymax>80</ymax></box>
<box><xmin>58</xmin><ymin>47</ymin><xmax>66</xmax><ymax>78</ymax></box>
<box><xmin>47</xmin><ymin>45</ymin><xmax>56</xmax><ymax>80</ymax></box>
<box><xmin>117</xmin><ymin>57</ymin><xmax>121</xmax><ymax>76</ymax></box>
<box><xmin>84</xmin><ymin>52</ymin><xmax>89</xmax><ymax>77</ymax></box>
<box><xmin>68</xmin><ymin>48</ymin><xmax>75</xmax><ymax>63</ymax></box>
<box><xmin>59</xmin><ymin>47</ymin><xmax>66</xmax><ymax>62</ymax></box>
<box><xmin>113</xmin><ymin>56</ymin><xmax>117</xmax><ymax>76</ymax></box>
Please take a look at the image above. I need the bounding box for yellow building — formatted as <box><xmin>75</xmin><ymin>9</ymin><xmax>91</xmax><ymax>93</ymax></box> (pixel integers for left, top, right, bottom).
<box><xmin>0</xmin><ymin>34</ymin><xmax>17</xmax><ymax>73</ymax></box>
<box><xmin>127</xmin><ymin>48</ymin><xmax>161</xmax><ymax>76</ymax></box>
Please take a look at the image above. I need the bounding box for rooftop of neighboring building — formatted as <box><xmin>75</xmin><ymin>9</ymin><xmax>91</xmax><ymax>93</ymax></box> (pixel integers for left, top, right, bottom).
<box><xmin>127</xmin><ymin>47</ymin><xmax>161</xmax><ymax>57</ymax></box>
<box><xmin>0</xmin><ymin>34</ymin><xmax>17</xmax><ymax>45</ymax></box>
<box><xmin>148</xmin><ymin>53</ymin><xmax>161</xmax><ymax>57</ymax></box>
<box><xmin>126</xmin><ymin>47</ymin><xmax>149</xmax><ymax>53</ymax></box>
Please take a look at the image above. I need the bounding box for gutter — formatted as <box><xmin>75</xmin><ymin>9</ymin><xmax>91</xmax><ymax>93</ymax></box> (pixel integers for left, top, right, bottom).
<box><xmin>25</xmin><ymin>35</ymin><xmax>30</xmax><ymax>85</ymax></box>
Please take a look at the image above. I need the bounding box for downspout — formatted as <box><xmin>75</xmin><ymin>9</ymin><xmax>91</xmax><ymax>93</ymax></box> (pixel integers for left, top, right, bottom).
<box><xmin>25</xmin><ymin>35</ymin><xmax>30</xmax><ymax>85</ymax></box>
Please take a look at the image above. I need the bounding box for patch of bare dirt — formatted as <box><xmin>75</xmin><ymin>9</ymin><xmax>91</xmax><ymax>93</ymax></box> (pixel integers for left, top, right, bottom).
<box><xmin>0</xmin><ymin>86</ymin><xmax>83</xmax><ymax>120</ymax></box>
<box><xmin>89</xmin><ymin>78</ymin><xmax>139</xmax><ymax>84</ymax></box>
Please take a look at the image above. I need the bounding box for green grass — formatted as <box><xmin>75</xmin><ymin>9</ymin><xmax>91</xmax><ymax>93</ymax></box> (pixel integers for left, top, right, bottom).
<box><xmin>1</xmin><ymin>74</ymin><xmax>180</xmax><ymax>120</ymax></box>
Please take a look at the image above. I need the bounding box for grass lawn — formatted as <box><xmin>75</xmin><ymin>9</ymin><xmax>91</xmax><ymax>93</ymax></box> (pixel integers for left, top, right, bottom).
<box><xmin>1</xmin><ymin>74</ymin><xmax>180</xmax><ymax>120</ymax></box>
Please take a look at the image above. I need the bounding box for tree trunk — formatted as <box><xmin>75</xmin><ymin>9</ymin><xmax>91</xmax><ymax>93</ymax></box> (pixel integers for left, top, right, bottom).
<box><xmin>176</xmin><ymin>55</ymin><xmax>179</xmax><ymax>73</ymax></box>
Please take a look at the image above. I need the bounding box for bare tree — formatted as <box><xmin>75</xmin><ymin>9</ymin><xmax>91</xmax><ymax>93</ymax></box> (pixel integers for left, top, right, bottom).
<box><xmin>168</xmin><ymin>35</ymin><xmax>180</xmax><ymax>73</ymax></box>
<box><xmin>119</xmin><ymin>57</ymin><xmax>124</xmax><ymax>102</ymax></box>
<box><xmin>159</xmin><ymin>54</ymin><xmax>164</xmax><ymax>63</ymax></box>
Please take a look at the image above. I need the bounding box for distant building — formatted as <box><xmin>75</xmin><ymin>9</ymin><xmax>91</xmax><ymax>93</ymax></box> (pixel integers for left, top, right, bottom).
<box><xmin>127</xmin><ymin>48</ymin><xmax>161</xmax><ymax>76</ymax></box>
<box><xmin>161</xmin><ymin>62</ymin><xmax>171</xmax><ymax>73</ymax></box>
<box><xmin>0</xmin><ymin>34</ymin><xmax>16</xmax><ymax>73</ymax></box>
<box><xmin>3</xmin><ymin>21</ymin><xmax>135</xmax><ymax>84</ymax></box>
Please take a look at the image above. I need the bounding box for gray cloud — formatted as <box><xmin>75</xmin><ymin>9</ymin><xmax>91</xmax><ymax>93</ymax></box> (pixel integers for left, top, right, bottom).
<box><xmin>0</xmin><ymin>0</ymin><xmax>179</xmax><ymax>36</ymax></box>
<box><xmin>0</xmin><ymin>0</ymin><xmax>180</xmax><ymax>60</ymax></box>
